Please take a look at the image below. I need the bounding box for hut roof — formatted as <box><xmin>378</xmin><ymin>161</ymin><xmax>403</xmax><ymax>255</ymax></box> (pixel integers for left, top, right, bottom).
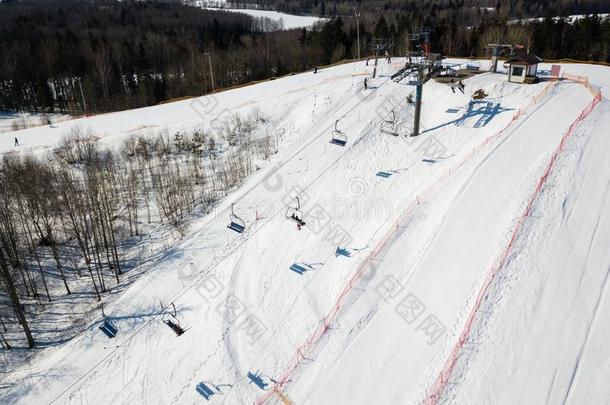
<box><xmin>505</xmin><ymin>53</ymin><xmax>542</xmax><ymax>65</ymax></box>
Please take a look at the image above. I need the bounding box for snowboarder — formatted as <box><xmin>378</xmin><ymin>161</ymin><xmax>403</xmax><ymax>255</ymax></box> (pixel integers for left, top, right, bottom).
<box><xmin>14</xmin><ymin>137</ymin><xmax>18</xmax><ymax>146</ymax></box>
<box><xmin>314</xmin><ymin>67</ymin><xmax>318</xmax><ymax>74</ymax></box>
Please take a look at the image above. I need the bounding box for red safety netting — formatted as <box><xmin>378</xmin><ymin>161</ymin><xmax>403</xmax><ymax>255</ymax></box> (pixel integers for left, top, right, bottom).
<box><xmin>423</xmin><ymin>79</ymin><xmax>602</xmax><ymax>405</ymax></box>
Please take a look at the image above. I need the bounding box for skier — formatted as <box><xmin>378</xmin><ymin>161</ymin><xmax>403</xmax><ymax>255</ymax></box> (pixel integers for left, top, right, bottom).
<box><xmin>450</xmin><ymin>80</ymin><xmax>465</xmax><ymax>94</ymax></box>
<box><xmin>165</xmin><ymin>319</ymin><xmax>185</xmax><ymax>336</ymax></box>
<box><xmin>364</xmin><ymin>78</ymin><xmax>368</xmax><ymax>90</ymax></box>
<box><xmin>314</xmin><ymin>67</ymin><xmax>318</xmax><ymax>74</ymax></box>
<box><xmin>291</xmin><ymin>213</ymin><xmax>303</xmax><ymax>230</ymax></box>
<box><xmin>14</xmin><ymin>137</ymin><xmax>18</xmax><ymax>147</ymax></box>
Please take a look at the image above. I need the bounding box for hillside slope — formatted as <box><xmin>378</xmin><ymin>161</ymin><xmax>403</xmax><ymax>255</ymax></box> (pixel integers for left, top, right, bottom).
<box><xmin>0</xmin><ymin>60</ymin><xmax>608</xmax><ymax>405</ymax></box>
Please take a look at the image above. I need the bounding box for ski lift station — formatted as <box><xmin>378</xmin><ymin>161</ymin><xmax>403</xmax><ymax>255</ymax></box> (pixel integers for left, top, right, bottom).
<box><xmin>504</xmin><ymin>53</ymin><xmax>542</xmax><ymax>84</ymax></box>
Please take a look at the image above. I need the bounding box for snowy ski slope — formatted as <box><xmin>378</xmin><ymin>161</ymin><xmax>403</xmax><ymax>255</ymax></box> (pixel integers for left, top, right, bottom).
<box><xmin>0</xmin><ymin>59</ymin><xmax>608</xmax><ymax>405</ymax></box>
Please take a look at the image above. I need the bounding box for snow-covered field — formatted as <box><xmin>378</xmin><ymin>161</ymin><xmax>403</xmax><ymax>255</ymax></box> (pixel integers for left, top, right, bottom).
<box><xmin>207</xmin><ymin>8</ymin><xmax>326</xmax><ymax>30</ymax></box>
<box><xmin>509</xmin><ymin>13</ymin><xmax>610</xmax><ymax>24</ymax></box>
<box><xmin>197</xmin><ymin>1</ymin><xmax>326</xmax><ymax>30</ymax></box>
<box><xmin>1</xmin><ymin>58</ymin><xmax>609</xmax><ymax>405</ymax></box>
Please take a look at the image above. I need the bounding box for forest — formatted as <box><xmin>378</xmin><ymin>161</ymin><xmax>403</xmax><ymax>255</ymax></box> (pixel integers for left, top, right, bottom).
<box><xmin>0</xmin><ymin>106</ymin><xmax>279</xmax><ymax>348</ymax></box>
<box><xmin>1</xmin><ymin>0</ymin><xmax>610</xmax><ymax>116</ymax></box>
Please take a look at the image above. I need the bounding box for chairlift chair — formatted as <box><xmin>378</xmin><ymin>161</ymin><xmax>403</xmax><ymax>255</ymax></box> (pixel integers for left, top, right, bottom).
<box><xmin>466</xmin><ymin>59</ymin><xmax>480</xmax><ymax>71</ymax></box>
<box><xmin>285</xmin><ymin>197</ymin><xmax>306</xmax><ymax>227</ymax></box>
<box><xmin>227</xmin><ymin>203</ymin><xmax>246</xmax><ymax>233</ymax></box>
<box><xmin>161</xmin><ymin>302</ymin><xmax>186</xmax><ymax>336</ymax></box>
<box><xmin>165</xmin><ymin>319</ymin><xmax>185</xmax><ymax>336</ymax></box>
<box><xmin>380</xmin><ymin>110</ymin><xmax>399</xmax><ymax>136</ymax></box>
<box><xmin>99</xmin><ymin>319</ymin><xmax>118</xmax><ymax>339</ymax></box>
<box><xmin>99</xmin><ymin>305</ymin><xmax>118</xmax><ymax>339</ymax></box>
<box><xmin>329</xmin><ymin>120</ymin><xmax>347</xmax><ymax>147</ymax></box>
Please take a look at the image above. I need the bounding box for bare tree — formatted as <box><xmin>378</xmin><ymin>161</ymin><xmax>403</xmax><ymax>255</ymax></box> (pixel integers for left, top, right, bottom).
<box><xmin>0</xmin><ymin>247</ymin><xmax>34</xmax><ymax>348</ymax></box>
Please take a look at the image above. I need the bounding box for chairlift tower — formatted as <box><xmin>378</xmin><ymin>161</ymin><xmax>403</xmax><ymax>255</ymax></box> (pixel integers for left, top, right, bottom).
<box><xmin>411</xmin><ymin>65</ymin><xmax>424</xmax><ymax>136</ymax></box>
<box><xmin>408</xmin><ymin>28</ymin><xmax>434</xmax><ymax>137</ymax></box>
<box><xmin>410</xmin><ymin>28</ymin><xmax>432</xmax><ymax>58</ymax></box>
<box><xmin>487</xmin><ymin>44</ymin><xmax>523</xmax><ymax>72</ymax></box>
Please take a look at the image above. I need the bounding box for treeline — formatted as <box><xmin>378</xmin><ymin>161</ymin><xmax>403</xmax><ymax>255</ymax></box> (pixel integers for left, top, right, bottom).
<box><xmin>0</xmin><ymin>109</ymin><xmax>280</xmax><ymax>348</ymax></box>
<box><xmin>242</xmin><ymin>0</ymin><xmax>610</xmax><ymax>61</ymax></box>
<box><xmin>430</xmin><ymin>14</ymin><xmax>610</xmax><ymax>61</ymax></box>
<box><xmin>303</xmin><ymin>12</ymin><xmax>610</xmax><ymax>63</ymax></box>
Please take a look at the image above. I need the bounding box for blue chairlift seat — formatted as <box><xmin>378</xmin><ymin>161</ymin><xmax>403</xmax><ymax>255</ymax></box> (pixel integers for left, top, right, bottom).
<box><xmin>329</xmin><ymin>137</ymin><xmax>347</xmax><ymax>147</ymax></box>
<box><xmin>329</xmin><ymin>120</ymin><xmax>347</xmax><ymax>147</ymax></box>
<box><xmin>247</xmin><ymin>371</ymin><xmax>268</xmax><ymax>390</ymax></box>
<box><xmin>196</xmin><ymin>382</ymin><xmax>215</xmax><ymax>400</ymax></box>
<box><xmin>99</xmin><ymin>320</ymin><xmax>118</xmax><ymax>339</ymax></box>
<box><xmin>227</xmin><ymin>204</ymin><xmax>246</xmax><ymax>234</ymax></box>
<box><xmin>227</xmin><ymin>221</ymin><xmax>245</xmax><ymax>233</ymax></box>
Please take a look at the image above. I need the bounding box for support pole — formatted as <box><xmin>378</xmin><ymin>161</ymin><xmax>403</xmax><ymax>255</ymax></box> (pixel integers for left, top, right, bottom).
<box><xmin>205</xmin><ymin>52</ymin><xmax>215</xmax><ymax>92</ymax></box>
<box><xmin>491</xmin><ymin>48</ymin><xmax>499</xmax><ymax>73</ymax></box>
<box><xmin>78</xmin><ymin>77</ymin><xmax>87</xmax><ymax>115</ymax></box>
<box><xmin>355</xmin><ymin>9</ymin><xmax>361</xmax><ymax>60</ymax></box>
<box><xmin>412</xmin><ymin>67</ymin><xmax>423</xmax><ymax>136</ymax></box>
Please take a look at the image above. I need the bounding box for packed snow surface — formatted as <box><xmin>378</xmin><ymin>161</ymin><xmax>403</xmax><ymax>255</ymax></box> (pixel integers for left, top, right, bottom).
<box><xmin>1</xmin><ymin>58</ymin><xmax>609</xmax><ymax>405</ymax></box>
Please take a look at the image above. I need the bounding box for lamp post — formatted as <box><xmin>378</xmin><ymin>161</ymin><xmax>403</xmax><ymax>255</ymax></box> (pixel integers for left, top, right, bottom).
<box><xmin>412</xmin><ymin>65</ymin><xmax>424</xmax><ymax>136</ymax></box>
<box><xmin>354</xmin><ymin>8</ymin><xmax>361</xmax><ymax>60</ymax></box>
<box><xmin>204</xmin><ymin>52</ymin><xmax>215</xmax><ymax>92</ymax></box>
